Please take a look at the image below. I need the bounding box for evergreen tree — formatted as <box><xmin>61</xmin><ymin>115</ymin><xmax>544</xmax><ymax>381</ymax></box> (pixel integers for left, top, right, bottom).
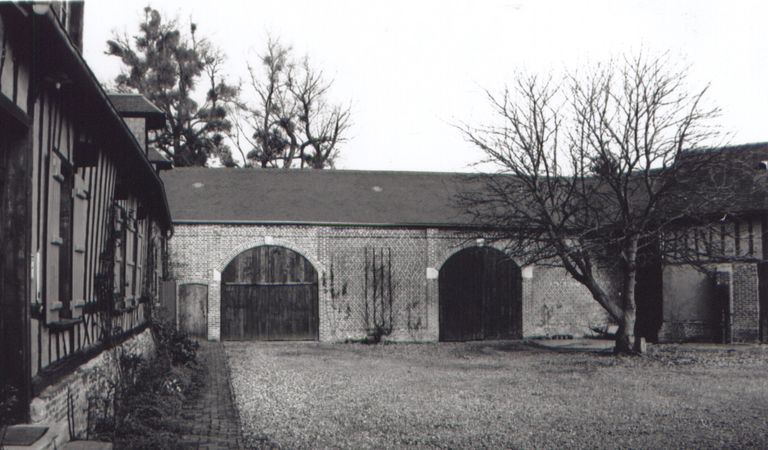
<box><xmin>107</xmin><ymin>7</ymin><xmax>238</xmax><ymax>167</ymax></box>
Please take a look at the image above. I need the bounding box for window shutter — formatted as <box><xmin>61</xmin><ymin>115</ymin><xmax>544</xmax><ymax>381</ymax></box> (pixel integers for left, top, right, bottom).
<box><xmin>46</xmin><ymin>152</ymin><xmax>64</xmax><ymax>319</ymax></box>
<box><xmin>71</xmin><ymin>175</ymin><xmax>89</xmax><ymax>319</ymax></box>
<box><xmin>126</xmin><ymin>211</ymin><xmax>135</xmax><ymax>299</ymax></box>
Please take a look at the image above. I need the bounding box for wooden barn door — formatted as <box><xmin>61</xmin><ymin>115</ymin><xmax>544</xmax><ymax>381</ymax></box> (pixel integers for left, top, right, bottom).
<box><xmin>439</xmin><ymin>247</ymin><xmax>522</xmax><ymax>341</ymax></box>
<box><xmin>221</xmin><ymin>246</ymin><xmax>318</xmax><ymax>341</ymax></box>
<box><xmin>179</xmin><ymin>283</ymin><xmax>208</xmax><ymax>338</ymax></box>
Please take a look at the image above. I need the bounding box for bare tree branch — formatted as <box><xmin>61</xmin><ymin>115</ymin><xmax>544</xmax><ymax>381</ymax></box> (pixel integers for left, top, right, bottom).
<box><xmin>458</xmin><ymin>54</ymin><xmax>758</xmax><ymax>354</ymax></box>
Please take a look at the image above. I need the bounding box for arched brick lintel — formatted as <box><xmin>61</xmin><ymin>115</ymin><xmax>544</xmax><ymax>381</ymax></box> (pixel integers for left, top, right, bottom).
<box><xmin>215</xmin><ymin>239</ymin><xmax>324</xmax><ymax>276</ymax></box>
<box><xmin>433</xmin><ymin>242</ymin><xmax>523</xmax><ymax>273</ymax></box>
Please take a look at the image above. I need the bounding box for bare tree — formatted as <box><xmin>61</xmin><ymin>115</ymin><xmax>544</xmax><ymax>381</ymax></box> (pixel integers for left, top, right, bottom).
<box><xmin>459</xmin><ymin>54</ymin><xmax>757</xmax><ymax>354</ymax></box>
<box><xmin>239</xmin><ymin>38</ymin><xmax>351</xmax><ymax>169</ymax></box>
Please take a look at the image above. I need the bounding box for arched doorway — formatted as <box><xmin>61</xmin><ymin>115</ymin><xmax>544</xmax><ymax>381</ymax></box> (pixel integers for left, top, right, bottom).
<box><xmin>221</xmin><ymin>245</ymin><xmax>319</xmax><ymax>340</ymax></box>
<box><xmin>439</xmin><ymin>247</ymin><xmax>522</xmax><ymax>341</ymax></box>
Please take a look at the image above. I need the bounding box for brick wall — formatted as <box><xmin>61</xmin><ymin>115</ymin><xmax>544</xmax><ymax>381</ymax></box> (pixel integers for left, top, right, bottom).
<box><xmin>27</xmin><ymin>329</ymin><xmax>155</xmax><ymax>449</ymax></box>
<box><xmin>732</xmin><ymin>262</ymin><xmax>760</xmax><ymax>342</ymax></box>
<box><xmin>169</xmin><ymin>223</ymin><xmax>613</xmax><ymax>341</ymax></box>
<box><xmin>528</xmin><ymin>266</ymin><xmax>617</xmax><ymax>337</ymax></box>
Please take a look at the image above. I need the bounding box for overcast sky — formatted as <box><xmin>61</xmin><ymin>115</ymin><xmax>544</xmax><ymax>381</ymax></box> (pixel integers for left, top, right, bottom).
<box><xmin>83</xmin><ymin>0</ymin><xmax>768</xmax><ymax>172</ymax></box>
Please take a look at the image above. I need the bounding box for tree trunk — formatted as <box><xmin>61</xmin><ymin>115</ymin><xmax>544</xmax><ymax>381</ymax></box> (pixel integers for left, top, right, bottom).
<box><xmin>614</xmin><ymin>236</ymin><xmax>641</xmax><ymax>354</ymax></box>
<box><xmin>614</xmin><ymin>307</ymin><xmax>637</xmax><ymax>354</ymax></box>
<box><xmin>172</xmin><ymin>132</ymin><xmax>183</xmax><ymax>166</ymax></box>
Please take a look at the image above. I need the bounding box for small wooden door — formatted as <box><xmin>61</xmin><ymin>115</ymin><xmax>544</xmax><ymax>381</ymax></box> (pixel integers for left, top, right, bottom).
<box><xmin>221</xmin><ymin>246</ymin><xmax>318</xmax><ymax>341</ymax></box>
<box><xmin>179</xmin><ymin>283</ymin><xmax>208</xmax><ymax>338</ymax></box>
<box><xmin>759</xmin><ymin>262</ymin><xmax>768</xmax><ymax>343</ymax></box>
<box><xmin>439</xmin><ymin>247</ymin><xmax>522</xmax><ymax>341</ymax></box>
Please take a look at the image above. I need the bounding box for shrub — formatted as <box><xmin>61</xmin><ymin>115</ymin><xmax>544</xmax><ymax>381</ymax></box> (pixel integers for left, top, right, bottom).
<box><xmin>87</xmin><ymin>320</ymin><xmax>203</xmax><ymax>448</ymax></box>
<box><xmin>151</xmin><ymin>318</ymin><xmax>199</xmax><ymax>365</ymax></box>
<box><xmin>0</xmin><ymin>384</ymin><xmax>19</xmax><ymax>426</ymax></box>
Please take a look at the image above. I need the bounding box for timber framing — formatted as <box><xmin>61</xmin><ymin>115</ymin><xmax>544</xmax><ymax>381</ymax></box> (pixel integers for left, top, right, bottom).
<box><xmin>30</xmin><ymin>7</ymin><xmax>171</xmax><ymax>230</ymax></box>
<box><xmin>0</xmin><ymin>3</ymin><xmax>173</xmax><ymax>426</ymax></box>
<box><xmin>30</xmin><ymin>322</ymin><xmax>149</xmax><ymax>396</ymax></box>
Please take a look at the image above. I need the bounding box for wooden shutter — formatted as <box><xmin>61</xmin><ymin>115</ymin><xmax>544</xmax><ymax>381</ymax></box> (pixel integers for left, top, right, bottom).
<box><xmin>126</xmin><ymin>210</ymin><xmax>135</xmax><ymax>300</ymax></box>
<box><xmin>135</xmin><ymin>218</ymin><xmax>145</xmax><ymax>299</ymax></box>
<box><xmin>71</xmin><ymin>174</ymin><xmax>88</xmax><ymax>318</ymax></box>
<box><xmin>46</xmin><ymin>152</ymin><xmax>63</xmax><ymax>317</ymax></box>
<box><xmin>113</xmin><ymin>206</ymin><xmax>126</xmax><ymax>300</ymax></box>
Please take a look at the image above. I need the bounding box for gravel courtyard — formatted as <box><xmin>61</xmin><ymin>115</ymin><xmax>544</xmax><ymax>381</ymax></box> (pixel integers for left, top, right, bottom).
<box><xmin>224</xmin><ymin>341</ymin><xmax>768</xmax><ymax>449</ymax></box>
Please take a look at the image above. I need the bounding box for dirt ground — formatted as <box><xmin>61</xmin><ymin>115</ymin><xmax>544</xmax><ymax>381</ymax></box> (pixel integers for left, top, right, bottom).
<box><xmin>225</xmin><ymin>340</ymin><xmax>768</xmax><ymax>449</ymax></box>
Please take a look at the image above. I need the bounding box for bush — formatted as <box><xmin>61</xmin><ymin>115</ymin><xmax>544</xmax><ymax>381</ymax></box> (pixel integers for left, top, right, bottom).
<box><xmin>151</xmin><ymin>318</ymin><xmax>199</xmax><ymax>365</ymax></box>
<box><xmin>87</xmin><ymin>320</ymin><xmax>203</xmax><ymax>448</ymax></box>
<box><xmin>0</xmin><ymin>384</ymin><xmax>19</xmax><ymax>426</ymax></box>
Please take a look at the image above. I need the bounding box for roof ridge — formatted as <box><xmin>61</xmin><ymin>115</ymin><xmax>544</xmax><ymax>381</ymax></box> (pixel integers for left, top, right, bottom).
<box><xmin>169</xmin><ymin>167</ymin><xmax>482</xmax><ymax>176</ymax></box>
<box><xmin>684</xmin><ymin>141</ymin><xmax>768</xmax><ymax>153</ymax></box>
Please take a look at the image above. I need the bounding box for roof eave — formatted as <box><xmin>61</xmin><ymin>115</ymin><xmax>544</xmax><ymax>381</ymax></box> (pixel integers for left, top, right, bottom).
<box><xmin>36</xmin><ymin>10</ymin><xmax>173</xmax><ymax>231</ymax></box>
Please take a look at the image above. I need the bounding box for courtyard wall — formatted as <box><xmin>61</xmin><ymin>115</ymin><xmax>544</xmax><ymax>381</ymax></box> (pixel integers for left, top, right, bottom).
<box><xmin>169</xmin><ymin>224</ymin><xmax>613</xmax><ymax>341</ymax></box>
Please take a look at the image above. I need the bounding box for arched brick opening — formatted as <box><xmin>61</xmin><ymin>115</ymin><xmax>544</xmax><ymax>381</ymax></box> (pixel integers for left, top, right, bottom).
<box><xmin>219</xmin><ymin>245</ymin><xmax>319</xmax><ymax>341</ymax></box>
<box><xmin>439</xmin><ymin>246</ymin><xmax>523</xmax><ymax>341</ymax></box>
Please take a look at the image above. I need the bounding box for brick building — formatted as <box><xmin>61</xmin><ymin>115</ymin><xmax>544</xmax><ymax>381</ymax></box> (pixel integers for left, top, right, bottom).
<box><xmin>163</xmin><ymin>144</ymin><xmax>768</xmax><ymax>345</ymax></box>
<box><xmin>163</xmin><ymin>168</ymin><xmax>618</xmax><ymax>342</ymax></box>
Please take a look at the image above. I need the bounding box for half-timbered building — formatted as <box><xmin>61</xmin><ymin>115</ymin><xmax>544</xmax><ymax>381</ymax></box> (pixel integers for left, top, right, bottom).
<box><xmin>0</xmin><ymin>3</ymin><xmax>172</xmax><ymax>446</ymax></box>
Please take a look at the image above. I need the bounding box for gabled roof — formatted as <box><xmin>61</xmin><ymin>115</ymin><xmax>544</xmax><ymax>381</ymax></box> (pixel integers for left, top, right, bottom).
<box><xmin>107</xmin><ymin>93</ymin><xmax>166</xmax><ymax>130</ymax></box>
<box><xmin>161</xmin><ymin>143</ymin><xmax>768</xmax><ymax>228</ymax></box>
<box><xmin>161</xmin><ymin>168</ymin><xmax>479</xmax><ymax>226</ymax></box>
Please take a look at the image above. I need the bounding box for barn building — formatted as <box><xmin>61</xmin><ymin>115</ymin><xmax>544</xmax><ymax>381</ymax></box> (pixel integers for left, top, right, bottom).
<box><xmin>163</xmin><ymin>145</ymin><xmax>768</xmax><ymax>346</ymax></box>
<box><xmin>163</xmin><ymin>168</ymin><xmax>617</xmax><ymax>343</ymax></box>
<box><xmin>0</xmin><ymin>3</ymin><xmax>172</xmax><ymax>447</ymax></box>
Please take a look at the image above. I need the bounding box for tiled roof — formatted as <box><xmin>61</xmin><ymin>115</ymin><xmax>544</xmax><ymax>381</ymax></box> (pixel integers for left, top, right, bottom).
<box><xmin>161</xmin><ymin>168</ymin><xmax>479</xmax><ymax>226</ymax></box>
<box><xmin>160</xmin><ymin>143</ymin><xmax>768</xmax><ymax>227</ymax></box>
<box><xmin>108</xmin><ymin>93</ymin><xmax>166</xmax><ymax>129</ymax></box>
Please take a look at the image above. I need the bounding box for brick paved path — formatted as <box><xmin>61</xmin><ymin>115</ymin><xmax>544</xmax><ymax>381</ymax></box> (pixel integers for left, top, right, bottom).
<box><xmin>178</xmin><ymin>341</ymin><xmax>245</xmax><ymax>450</ymax></box>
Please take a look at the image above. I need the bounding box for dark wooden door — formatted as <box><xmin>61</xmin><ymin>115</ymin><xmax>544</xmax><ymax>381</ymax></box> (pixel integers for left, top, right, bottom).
<box><xmin>635</xmin><ymin>243</ymin><xmax>663</xmax><ymax>343</ymax></box>
<box><xmin>759</xmin><ymin>262</ymin><xmax>768</xmax><ymax>343</ymax></box>
<box><xmin>439</xmin><ymin>247</ymin><xmax>522</xmax><ymax>341</ymax></box>
<box><xmin>221</xmin><ymin>246</ymin><xmax>318</xmax><ymax>341</ymax></box>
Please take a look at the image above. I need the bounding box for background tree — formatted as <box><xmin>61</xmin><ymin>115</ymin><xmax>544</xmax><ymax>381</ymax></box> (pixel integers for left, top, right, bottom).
<box><xmin>237</xmin><ymin>38</ymin><xmax>351</xmax><ymax>168</ymax></box>
<box><xmin>107</xmin><ymin>6</ymin><xmax>239</xmax><ymax>167</ymax></box>
<box><xmin>459</xmin><ymin>54</ymin><xmax>758</xmax><ymax>354</ymax></box>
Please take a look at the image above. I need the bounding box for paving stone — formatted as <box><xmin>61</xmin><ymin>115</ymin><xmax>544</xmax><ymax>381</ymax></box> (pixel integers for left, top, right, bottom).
<box><xmin>176</xmin><ymin>341</ymin><xmax>245</xmax><ymax>449</ymax></box>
